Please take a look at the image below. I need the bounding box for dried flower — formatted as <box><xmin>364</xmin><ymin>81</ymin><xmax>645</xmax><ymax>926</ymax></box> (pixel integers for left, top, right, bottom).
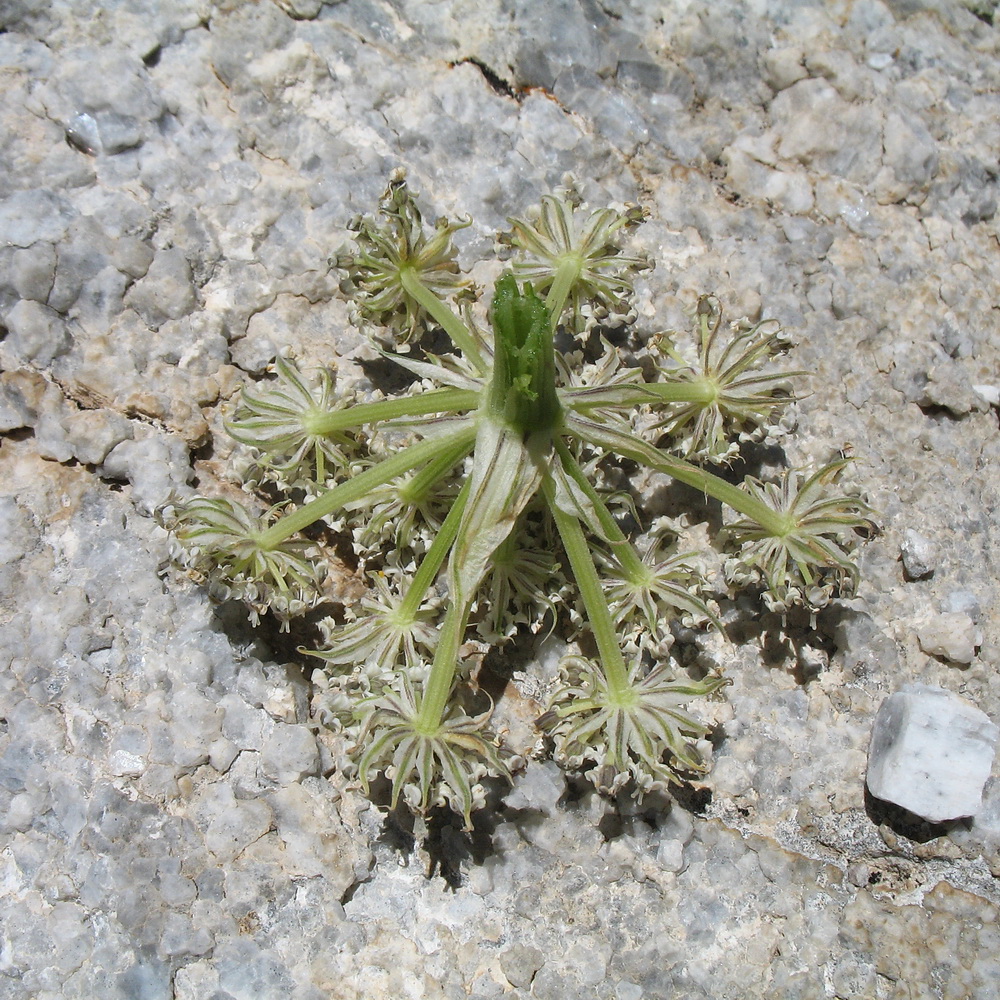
<box><xmin>334</xmin><ymin>169</ymin><xmax>475</xmax><ymax>344</ymax></box>
<box><xmin>500</xmin><ymin>181</ymin><xmax>651</xmax><ymax>333</ymax></box>
<box><xmin>724</xmin><ymin>459</ymin><xmax>877</xmax><ymax>611</ymax></box>
<box><xmin>161</xmin><ymin>495</ymin><xmax>323</xmax><ymax>625</ymax></box>
<box><xmin>648</xmin><ymin>295</ymin><xmax>802</xmax><ymax>464</ymax></box>
<box><xmin>354</xmin><ymin>673</ymin><xmax>509</xmax><ymax>829</ymax></box>
<box><xmin>540</xmin><ymin>650</ymin><xmax>729</xmax><ymax>796</ymax></box>
<box><xmin>225</xmin><ymin>355</ymin><xmax>359</xmax><ymax>484</ymax></box>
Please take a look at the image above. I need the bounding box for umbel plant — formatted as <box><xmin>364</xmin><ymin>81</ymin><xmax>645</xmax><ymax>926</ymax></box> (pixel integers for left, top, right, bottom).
<box><xmin>161</xmin><ymin>171</ymin><xmax>874</xmax><ymax>828</ymax></box>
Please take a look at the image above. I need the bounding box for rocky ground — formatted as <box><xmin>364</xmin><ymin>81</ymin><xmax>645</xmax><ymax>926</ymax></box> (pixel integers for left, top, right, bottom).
<box><xmin>1</xmin><ymin>1</ymin><xmax>999</xmax><ymax>997</ymax></box>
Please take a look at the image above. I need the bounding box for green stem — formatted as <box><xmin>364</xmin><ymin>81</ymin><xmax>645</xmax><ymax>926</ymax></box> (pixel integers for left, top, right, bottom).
<box><xmin>567</xmin><ymin>413</ymin><xmax>787</xmax><ymax>535</ymax></box>
<box><xmin>544</xmin><ymin>255</ymin><xmax>581</xmax><ymax>329</ymax></box>
<box><xmin>554</xmin><ymin>439</ymin><xmax>647</xmax><ymax>583</ymax></box>
<box><xmin>415</xmin><ymin>420</ymin><xmax>544</xmax><ymax>732</ymax></box>
<box><xmin>398</xmin><ymin>268</ymin><xmax>487</xmax><ymax>373</ymax></box>
<box><xmin>399</xmin><ymin>435</ymin><xmax>473</xmax><ymax>507</ymax></box>
<box><xmin>256</xmin><ymin>423</ymin><xmax>476</xmax><ymax>549</ymax></box>
<box><xmin>305</xmin><ymin>388</ymin><xmax>480</xmax><ymax>435</ymax></box>
<box><xmin>414</xmin><ymin>590</ymin><xmax>474</xmax><ymax>732</ymax></box>
<box><xmin>563</xmin><ymin>381</ymin><xmax>716</xmax><ymax>416</ymax></box>
<box><xmin>542</xmin><ymin>472</ymin><xmax>632</xmax><ymax>700</ymax></box>
<box><xmin>397</xmin><ymin>477</ymin><xmax>472</xmax><ymax>621</ymax></box>
<box><xmin>633</xmin><ymin>380</ymin><xmax>718</xmax><ymax>405</ymax></box>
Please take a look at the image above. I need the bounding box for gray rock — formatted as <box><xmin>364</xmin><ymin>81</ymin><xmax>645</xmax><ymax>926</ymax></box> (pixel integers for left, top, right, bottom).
<box><xmin>65</xmin><ymin>111</ymin><xmax>145</xmax><ymax>156</ymax></box>
<box><xmin>507</xmin><ymin>0</ymin><xmax>614</xmax><ymax>91</ymax></box>
<box><xmin>771</xmin><ymin>77</ymin><xmax>882</xmax><ymax>184</ymax></box>
<box><xmin>500</xmin><ymin>941</ymin><xmax>543</xmax><ymax>988</ymax></box>
<box><xmin>943</xmin><ymin>589</ymin><xmax>982</xmax><ymax>621</ymax></box>
<box><xmin>867</xmin><ymin>684</ymin><xmax>999</xmax><ymax>822</ymax></box>
<box><xmin>554</xmin><ymin>66</ymin><xmax>650</xmax><ymax>157</ymax></box>
<box><xmin>101</xmin><ymin>427</ymin><xmax>192</xmax><ymax>512</ymax></box>
<box><xmin>3</xmin><ymin>1</ymin><xmax>1000</xmax><ymax>997</ymax></box>
<box><xmin>723</xmin><ymin>138</ymin><xmax>815</xmax><ymax>215</ymax></box>
<box><xmin>3</xmin><ymin>242</ymin><xmax>57</xmax><ymax>301</ymax></box>
<box><xmin>876</xmin><ymin>110</ymin><xmax>939</xmax><ymax>203</ymax></box>
<box><xmin>0</xmin><ymin>189</ymin><xmax>77</xmax><ymax>248</ymax></box>
<box><xmin>36</xmin><ymin>399</ymin><xmax>134</xmax><ymax>466</ymax></box>
<box><xmin>259</xmin><ymin>724</ymin><xmax>320</xmax><ymax>786</ymax></box>
<box><xmin>0</xmin><ymin>299</ymin><xmax>71</xmax><ymax>366</ymax></box>
<box><xmin>760</xmin><ymin>46</ymin><xmax>807</xmax><ymax>92</ymax></box>
<box><xmin>125</xmin><ymin>247</ymin><xmax>198</xmax><ymax>328</ymax></box>
<box><xmin>504</xmin><ymin>759</ymin><xmax>565</xmax><ymax>815</ymax></box>
<box><xmin>202</xmin><ymin>786</ymin><xmax>274</xmax><ymax>863</ymax></box>
<box><xmin>916</xmin><ymin>611</ymin><xmax>982</xmax><ymax>665</ymax></box>
<box><xmin>900</xmin><ymin>528</ymin><xmax>937</xmax><ymax>579</ymax></box>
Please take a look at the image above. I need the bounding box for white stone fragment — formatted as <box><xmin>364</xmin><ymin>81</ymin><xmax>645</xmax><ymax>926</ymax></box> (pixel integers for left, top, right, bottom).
<box><xmin>875</xmin><ymin>111</ymin><xmax>939</xmax><ymax>203</ymax></box>
<box><xmin>973</xmin><ymin>384</ymin><xmax>1000</xmax><ymax>407</ymax></box>
<box><xmin>5</xmin><ymin>791</ymin><xmax>37</xmax><ymax>832</ymax></box>
<box><xmin>943</xmin><ymin>590</ymin><xmax>981</xmax><ymax>621</ymax></box>
<box><xmin>124</xmin><ymin>246</ymin><xmax>197</xmax><ymax>326</ymax></box>
<box><xmin>203</xmin><ymin>785</ymin><xmax>274</xmax><ymax>862</ymax></box>
<box><xmin>504</xmin><ymin>759</ymin><xmax>565</xmax><ymax>815</ymax></box>
<box><xmin>866</xmin><ymin>684</ymin><xmax>999</xmax><ymax>822</ymax></box>
<box><xmin>656</xmin><ymin>838</ymin><xmax>685</xmax><ymax>874</ymax></box>
<box><xmin>1</xmin><ymin>299</ymin><xmax>71</xmax><ymax>366</ymax></box>
<box><xmin>208</xmin><ymin>736</ymin><xmax>240</xmax><ymax>773</ymax></box>
<box><xmin>715</xmin><ymin>754</ymin><xmax>755</xmax><ymax>796</ymax></box>
<box><xmin>760</xmin><ymin>47</ymin><xmax>806</xmax><ymax>91</ymax></box>
<box><xmin>867</xmin><ymin>52</ymin><xmax>894</xmax><ymax>70</ymax></box>
<box><xmin>259</xmin><ymin>724</ymin><xmax>320</xmax><ymax>785</ymax></box>
<box><xmin>107</xmin><ymin>726</ymin><xmax>150</xmax><ymax>777</ymax></box>
<box><xmin>900</xmin><ymin>529</ymin><xmax>937</xmax><ymax>579</ymax></box>
<box><xmin>723</xmin><ymin>144</ymin><xmax>815</xmax><ymax>214</ymax></box>
<box><xmin>157</xmin><ymin>911</ymin><xmax>214</xmax><ymax>960</ymax></box>
<box><xmin>916</xmin><ymin>611</ymin><xmax>981</xmax><ymax>665</ymax></box>
<box><xmin>101</xmin><ymin>425</ymin><xmax>192</xmax><ymax>513</ymax></box>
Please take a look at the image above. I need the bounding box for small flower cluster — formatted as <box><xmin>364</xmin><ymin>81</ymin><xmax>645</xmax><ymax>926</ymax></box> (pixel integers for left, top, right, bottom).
<box><xmin>161</xmin><ymin>172</ymin><xmax>875</xmax><ymax>827</ymax></box>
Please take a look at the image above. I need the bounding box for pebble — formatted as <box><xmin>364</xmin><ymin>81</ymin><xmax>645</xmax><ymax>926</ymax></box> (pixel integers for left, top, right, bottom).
<box><xmin>65</xmin><ymin>111</ymin><xmax>145</xmax><ymax>156</ymax></box>
<box><xmin>916</xmin><ymin>611</ymin><xmax>982</xmax><ymax>665</ymax></box>
<box><xmin>867</xmin><ymin>684</ymin><xmax>999</xmax><ymax>823</ymax></box>
<box><xmin>504</xmin><ymin>760</ymin><xmax>566</xmax><ymax>815</ymax></box>
<box><xmin>0</xmin><ymin>299</ymin><xmax>71</xmax><ymax>366</ymax></box>
<box><xmin>0</xmin><ymin>188</ymin><xmax>77</xmax><ymax>247</ymax></box>
<box><xmin>101</xmin><ymin>427</ymin><xmax>192</xmax><ymax>513</ymax></box>
<box><xmin>124</xmin><ymin>247</ymin><xmax>198</xmax><ymax>328</ymax></box>
<box><xmin>259</xmin><ymin>724</ymin><xmax>320</xmax><ymax>786</ymax></box>
<box><xmin>900</xmin><ymin>528</ymin><xmax>937</xmax><ymax>579</ymax></box>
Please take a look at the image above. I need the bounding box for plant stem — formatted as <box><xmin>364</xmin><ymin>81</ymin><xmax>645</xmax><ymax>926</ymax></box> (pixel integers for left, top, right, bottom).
<box><xmin>256</xmin><ymin>423</ymin><xmax>476</xmax><ymax>549</ymax></box>
<box><xmin>542</xmin><ymin>472</ymin><xmax>632</xmax><ymax>700</ymax></box>
<box><xmin>398</xmin><ymin>268</ymin><xmax>487</xmax><ymax>372</ymax></box>
<box><xmin>563</xmin><ymin>380</ymin><xmax>716</xmax><ymax>413</ymax></box>
<box><xmin>304</xmin><ymin>388</ymin><xmax>480</xmax><ymax>435</ymax></box>
<box><xmin>554</xmin><ymin>440</ymin><xmax>647</xmax><ymax>583</ymax></box>
<box><xmin>414</xmin><ymin>589</ymin><xmax>474</xmax><ymax>732</ymax></box>
<box><xmin>632</xmin><ymin>381</ymin><xmax>718</xmax><ymax>404</ymax></box>
<box><xmin>566</xmin><ymin>413</ymin><xmax>787</xmax><ymax>535</ymax></box>
<box><xmin>416</xmin><ymin>421</ymin><xmax>545</xmax><ymax>732</ymax></box>
<box><xmin>397</xmin><ymin>477</ymin><xmax>471</xmax><ymax>621</ymax></box>
<box><xmin>399</xmin><ymin>435</ymin><xmax>473</xmax><ymax>507</ymax></box>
